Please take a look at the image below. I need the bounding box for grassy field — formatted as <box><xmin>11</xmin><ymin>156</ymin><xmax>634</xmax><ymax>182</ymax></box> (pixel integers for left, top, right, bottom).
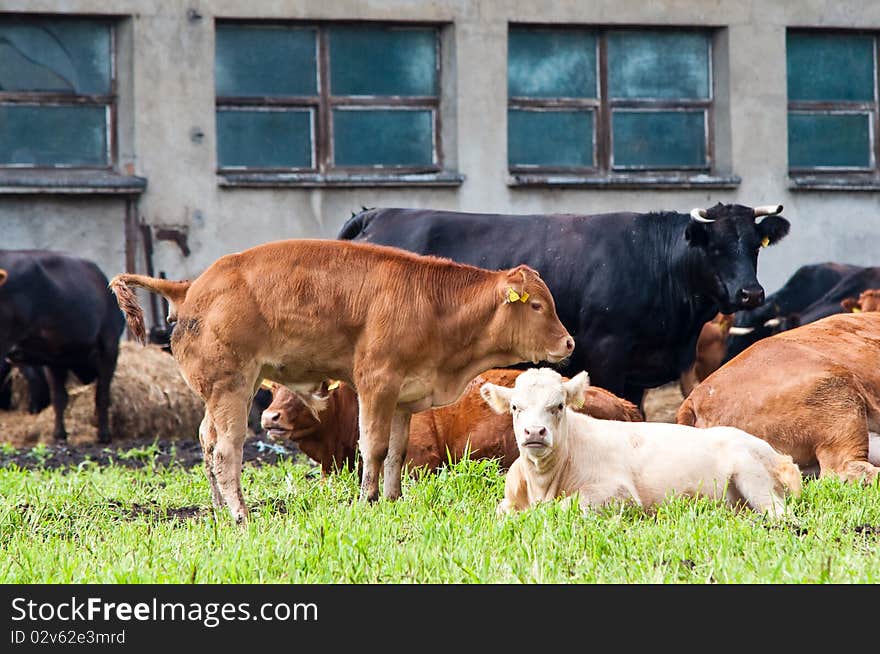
<box><xmin>1</xmin><ymin>446</ymin><xmax>879</xmax><ymax>584</ymax></box>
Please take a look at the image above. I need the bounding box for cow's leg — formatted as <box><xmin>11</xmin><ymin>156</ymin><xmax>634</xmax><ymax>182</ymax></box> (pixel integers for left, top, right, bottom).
<box><xmin>813</xmin><ymin>405</ymin><xmax>878</xmax><ymax>483</ymax></box>
<box><xmin>23</xmin><ymin>366</ymin><xmax>51</xmax><ymax>414</ymax></box>
<box><xmin>0</xmin><ymin>359</ymin><xmax>12</xmax><ymax>410</ymax></box>
<box><xmin>816</xmin><ymin>444</ymin><xmax>879</xmax><ymax>484</ymax></box>
<box><xmin>208</xmin><ymin>384</ymin><xmax>252</xmax><ymax>523</ymax></box>
<box><xmin>198</xmin><ymin>409</ymin><xmax>224</xmax><ymax>508</ymax></box>
<box><xmin>93</xmin><ymin>353</ymin><xmax>118</xmax><ymax>444</ymax></box>
<box><xmin>356</xmin><ymin>389</ymin><xmax>398</xmax><ymax>503</ymax></box>
<box><xmin>383</xmin><ymin>408</ymin><xmax>412</xmax><ymax>500</ymax></box>
<box><xmin>47</xmin><ymin>366</ymin><xmax>69</xmax><ymax>441</ymax></box>
<box><xmin>730</xmin><ymin>462</ymin><xmax>787</xmax><ymax>519</ymax></box>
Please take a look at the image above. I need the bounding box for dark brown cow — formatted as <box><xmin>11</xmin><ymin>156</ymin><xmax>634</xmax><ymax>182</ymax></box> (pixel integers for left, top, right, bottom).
<box><xmin>110</xmin><ymin>239</ymin><xmax>573</xmax><ymax>522</ymax></box>
<box><xmin>841</xmin><ymin>289</ymin><xmax>880</xmax><ymax>313</ymax></box>
<box><xmin>261</xmin><ymin>368</ymin><xmax>643</xmax><ymax>475</ymax></box>
<box><xmin>677</xmin><ymin>312</ymin><xmax>880</xmax><ymax>483</ymax></box>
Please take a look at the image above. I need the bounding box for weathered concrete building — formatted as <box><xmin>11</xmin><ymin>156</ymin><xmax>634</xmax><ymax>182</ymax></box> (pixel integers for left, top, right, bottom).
<box><xmin>2</xmin><ymin>1</ymin><xmax>879</xmax><ymax>333</ymax></box>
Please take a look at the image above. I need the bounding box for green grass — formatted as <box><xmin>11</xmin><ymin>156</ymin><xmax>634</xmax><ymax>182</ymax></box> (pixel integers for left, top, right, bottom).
<box><xmin>1</xmin><ymin>455</ymin><xmax>879</xmax><ymax>583</ymax></box>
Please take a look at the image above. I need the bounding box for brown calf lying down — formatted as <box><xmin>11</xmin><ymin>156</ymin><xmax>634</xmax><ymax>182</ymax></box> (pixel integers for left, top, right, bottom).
<box><xmin>261</xmin><ymin>368</ymin><xmax>642</xmax><ymax>474</ymax></box>
<box><xmin>110</xmin><ymin>239</ymin><xmax>573</xmax><ymax>521</ymax></box>
<box><xmin>841</xmin><ymin>289</ymin><xmax>880</xmax><ymax>313</ymax></box>
<box><xmin>677</xmin><ymin>312</ymin><xmax>880</xmax><ymax>483</ymax></box>
<box><xmin>482</xmin><ymin>369</ymin><xmax>800</xmax><ymax>518</ymax></box>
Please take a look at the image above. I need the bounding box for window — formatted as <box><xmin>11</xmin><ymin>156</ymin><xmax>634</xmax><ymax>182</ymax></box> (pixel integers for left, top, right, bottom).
<box><xmin>787</xmin><ymin>31</ymin><xmax>878</xmax><ymax>176</ymax></box>
<box><xmin>507</xmin><ymin>26</ymin><xmax>714</xmax><ymax>178</ymax></box>
<box><xmin>0</xmin><ymin>16</ymin><xmax>115</xmax><ymax>168</ymax></box>
<box><xmin>215</xmin><ymin>23</ymin><xmax>442</xmax><ymax>174</ymax></box>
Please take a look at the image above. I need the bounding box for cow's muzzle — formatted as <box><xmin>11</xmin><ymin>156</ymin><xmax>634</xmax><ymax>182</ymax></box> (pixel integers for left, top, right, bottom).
<box><xmin>736</xmin><ymin>287</ymin><xmax>765</xmax><ymax>308</ymax></box>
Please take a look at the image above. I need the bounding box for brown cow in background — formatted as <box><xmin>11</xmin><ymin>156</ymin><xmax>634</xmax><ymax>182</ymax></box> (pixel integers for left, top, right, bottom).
<box><xmin>261</xmin><ymin>368</ymin><xmax>642</xmax><ymax>475</ymax></box>
<box><xmin>111</xmin><ymin>239</ymin><xmax>573</xmax><ymax>522</ymax></box>
<box><xmin>841</xmin><ymin>289</ymin><xmax>880</xmax><ymax>313</ymax></box>
<box><xmin>677</xmin><ymin>312</ymin><xmax>880</xmax><ymax>483</ymax></box>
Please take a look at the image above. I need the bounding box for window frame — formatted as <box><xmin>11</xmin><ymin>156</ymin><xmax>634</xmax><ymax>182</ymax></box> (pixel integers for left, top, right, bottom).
<box><xmin>786</xmin><ymin>28</ymin><xmax>880</xmax><ymax>176</ymax></box>
<box><xmin>0</xmin><ymin>14</ymin><xmax>117</xmax><ymax>171</ymax></box>
<box><xmin>214</xmin><ymin>20</ymin><xmax>443</xmax><ymax>175</ymax></box>
<box><xmin>507</xmin><ymin>24</ymin><xmax>715</xmax><ymax>177</ymax></box>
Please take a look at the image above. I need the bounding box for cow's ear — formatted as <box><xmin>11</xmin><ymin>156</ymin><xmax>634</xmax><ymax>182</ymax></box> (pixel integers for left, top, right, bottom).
<box><xmin>562</xmin><ymin>371</ymin><xmax>590</xmax><ymax>409</ymax></box>
<box><xmin>0</xmin><ymin>269</ymin><xmax>6</xmax><ymax>286</ymax></box>
<box><xmin>756</xmin><ymin>215</ymin><xmax>790</xmax><ymax>246</ymax></box>
<box><xmin>684</xmin><ymin>221</ymin><xmax>709</xmax><ymax>247</ymax></box>
<box><xmin>480</xmin><ymin>383</ymin><xmax>513</xmax><ymax>414</ymax></box>
<box><xmin>840</xmin><ymin>297</ymin><xmax>860</xmax><ymax>312</ymax></box>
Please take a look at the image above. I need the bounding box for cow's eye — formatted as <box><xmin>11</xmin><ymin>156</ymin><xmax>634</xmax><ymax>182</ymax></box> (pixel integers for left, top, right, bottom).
<box><xmin>511</xmin><ymin>404</ymin><xmax>518</xmax><ymax>412</ymax></box>
<box><xmin>557</xmin><ymin>403</ymin><xmax>564</xmax><ymax>411</ymax></box>
<box><xmin>530</xmin><ymin>302</ymin><xmax>542</xmax><ymax>311</ymax></box>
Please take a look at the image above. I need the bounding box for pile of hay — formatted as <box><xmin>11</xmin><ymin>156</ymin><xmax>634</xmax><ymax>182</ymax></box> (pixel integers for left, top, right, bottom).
<box><xmin>643</xmin><ymin>382</ymin><xmax>685</xmax><ymax>423</ymax></box>
<box><xmin>0</xmin><ymin>342</ymin><xmax>204</xmax><ymax>447</ymax></box>
<box><xmin>2</xmin><ymin>367</ymin><xmax>32</xmax><ymax>411</ymax></box>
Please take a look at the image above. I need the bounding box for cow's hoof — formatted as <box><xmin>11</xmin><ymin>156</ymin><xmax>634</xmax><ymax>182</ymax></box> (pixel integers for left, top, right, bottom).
<box><xmin>53</xmin><ymin>432</ymin><xmax>68</xmax><ymax>442</ymax></box>
<box><xmin>97</xmin><ymin>432</ymin><xmax>112</xmax><ymax>445</ymax></box>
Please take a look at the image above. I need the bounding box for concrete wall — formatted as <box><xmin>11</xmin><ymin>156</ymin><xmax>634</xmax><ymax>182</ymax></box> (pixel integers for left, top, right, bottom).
<box><xmin>3</xmin><ymin>0</ymin><xmax>880</xmax><ymax>328</ymax></box>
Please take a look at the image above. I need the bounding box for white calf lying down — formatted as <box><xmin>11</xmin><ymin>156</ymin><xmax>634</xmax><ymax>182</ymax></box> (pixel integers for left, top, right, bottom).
<box><xmin>480</xmin><ymin>368</ymin><xmax>802</xmax><ymax>518</ymax></box>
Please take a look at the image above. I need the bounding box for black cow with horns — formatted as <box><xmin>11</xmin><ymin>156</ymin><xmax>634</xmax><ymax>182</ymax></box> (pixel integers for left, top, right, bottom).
<box><xmin>338</xmin><ymin>202</ymin><xmax>790</xmax><ymax>408</ymax></box>
<box><xmin>0</xmin><ymin>250</ymin><xmax>124</xmax><ymax>442</ymax></box>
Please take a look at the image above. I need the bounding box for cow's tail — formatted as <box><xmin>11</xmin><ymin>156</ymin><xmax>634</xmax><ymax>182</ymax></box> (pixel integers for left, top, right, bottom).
<box><xmin>675</xmin><ymin>397</ymin><xmax>697</xmax><ymax>426</ymax></box>
<box><xmin>774</xmin><ymin>455</ymin><xmax>803</xmax><ymax>498</ymax></box>
<box><xmin>108</xmin><ymin>273</ymin><xmax>191</xmax><ymax>345</ymax></box>
<box><xmin>337</xmin><ymin>207</ymin><xmax>374</xmax><ymax>240</ymax></box>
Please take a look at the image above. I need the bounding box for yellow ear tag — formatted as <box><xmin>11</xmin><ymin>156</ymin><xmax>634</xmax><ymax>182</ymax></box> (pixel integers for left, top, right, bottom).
<box><xmin>327</xmin><ymin>380</ymin><xmax>341</xmax><ymax>390</ymax></box>
<box><xmin>761</xmin><ymin>236</ymin><xmax>770</xmax><ymax>248</ymax></box>
<box><xmin>519</xmin><ymin>291</ymin><xmax>529</xmax><ymax>303</ymax></box>
<box><xmin>506</xmin><ymin>287</ymin><xmax>521</xmax><ymax>303</ymax></box>
<box><xmin>852</xmin><ymin>307</ymin><xmax>862</xmax><ymax>313</ymax></box>
<box><xmin>259</xmin><ymin>379</ymin><xmax>274</xmax><ymax>390</ymax></box>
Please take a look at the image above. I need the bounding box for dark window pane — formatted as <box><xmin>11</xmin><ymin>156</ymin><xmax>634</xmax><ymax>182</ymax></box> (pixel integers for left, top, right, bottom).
<box><xmin>0</xmin><ymin>105</ymin><xmax>107</xmax><ymax>166</ymax></box>
<box><xmin>508</xmin><ymin>109</ymin><xmax>594</xmax><ymax>167</ymax></box>
<box><xmin>608</xmin><ymin>30</ymin><xmax>710</xmax><ymax>99</ymax></box>
<box><xmin>333</xmin><ymin>109</ymin><xmax>433</xmax><ymax>166</ymax></box>
<box><xmin>0</xmin><ymin>18</ymin><xmax>111</xmax><ymax>94</ymax></box>
<box><xmin>508</xmin><ymin>29</ymin><xmax>597</xmax><ymax>98</ymax></box>
<box><xmin>329</xmin><ymin>27</ymin><xmax>437</xmax><ymax>96</ymax></box>
<box><xmin>787</xmin><ymin>32</ymin><xmax>875</xmax><ymax>102</ymax></box>
<box><xmin>788</xmin><ymin>112</ymin><xmax>871</xmax><ymax>168</ymax></box>
<box><xmin>612</xmin><ymin>110</ymin><xmax>706</xmax><ymax>168</ymax></box>
<box><xmin>217</xmin><ymin>109</ymin><xmax>313</xmax><ymax>168</ymax></box>
<box><xmin>216</xmin><ymin>25</ymin><xmax>317</xmax><ymax>97</ymax></box>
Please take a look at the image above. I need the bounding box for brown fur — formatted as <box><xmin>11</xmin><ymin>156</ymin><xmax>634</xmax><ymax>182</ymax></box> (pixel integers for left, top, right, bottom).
<box><xmin>261</xmin><ymin>368</ymin><xmax>643</xmax><ymax>474</ymax></box>
<box><xmin>110</xmin><ymin>239</ymin><xmax>573</xmax><ymax>522</ymax></box>
<box><xmin>0</xmin><ymin>269</ymin><xmax>7</xmax><ymax>286</ymax></box>
<box><xmin>677</xmin><ymin>312</ymin><xmax>880</xmax><ymax>483</ymax></box>
<box><xmin>841</xmin><ymin>288</ymin><xmax>880</xmax><ymax>313</ymax></box>
<box><xmin>680</xmin><ymin>313</ymin><xmax>733</xmax><ymax>397</ymax></box>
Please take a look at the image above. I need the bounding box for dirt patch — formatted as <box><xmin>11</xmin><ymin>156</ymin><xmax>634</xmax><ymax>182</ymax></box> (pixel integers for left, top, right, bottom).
<box><xmin>643</xmin><ymin>382</ymin><xmax>685</xmax><ymax>423</ymax></box>
<box><xmin>0</xmin><ymin>434</ymin><xmax>305</xmax><ymax>472</ymax></box>
<box><xmin>107</xmin><ymin>500</ymin><xmax>206</xmax><ymax>522</ymax></box>
<box><xmin>853</xmin><ymin>524</ymin><xmax>880</xmax><ymax>536</ymax></box>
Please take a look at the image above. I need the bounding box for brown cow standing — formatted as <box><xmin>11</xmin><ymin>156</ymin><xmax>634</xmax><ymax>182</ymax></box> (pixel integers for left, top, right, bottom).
<box><xmin>679</xmin><ymin>313</ymin><xmax>733</xmax><ymax>397</ymax></box>
<box><xmin>261</xmin><ymin>368</ymin><xmax>642</xmax><ymax>475</ymax></box>
<box><xmin>841</xmin><ymin>289</ymin><xmax>880</xmax><ymax>313</ymax></box>
<box><xmin>677</xmin><ymin>312</ymin><xmax>880</xmax><ymax>483</ymax></box>
<box><xmin>110</xmin><ymin>239</ymin><xmax>573</xmax><ymax>522</ymax></box>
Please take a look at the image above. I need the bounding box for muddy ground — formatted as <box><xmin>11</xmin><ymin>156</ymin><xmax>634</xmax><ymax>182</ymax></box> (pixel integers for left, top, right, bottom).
<box><xmin>0</xmin><ymin>432</ymin><xmax>303</xmax><ymax>472</ymax></box>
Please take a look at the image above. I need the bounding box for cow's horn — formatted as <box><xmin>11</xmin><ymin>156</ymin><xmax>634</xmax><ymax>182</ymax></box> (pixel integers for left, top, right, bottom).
<box><xmin>690</xmin><ymin>208</ymin><xmax>714</xmax><ymax>223</ymax></box>
<box><xmin>727</xmin><ymin>326</ymin><xmax>755</xmax><ymax>336</ymax></box>
<box><xmin>753</xmin><ymin>204</ymin><xmax>783</xmax><ymax>218</ymax></box>
<box><xmin>763</xmin><ymin>317</ymin><xmax>781</xmax><ymax>328</ymax></box>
